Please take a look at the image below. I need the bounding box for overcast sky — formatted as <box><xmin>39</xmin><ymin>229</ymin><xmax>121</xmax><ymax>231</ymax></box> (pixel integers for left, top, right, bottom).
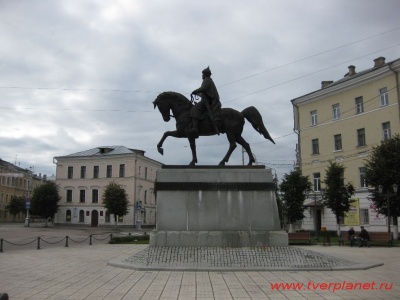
<box><xmin>1</xmin><ymin>0</ymin><xmax>400</xmax><ymax>180</ymax></box>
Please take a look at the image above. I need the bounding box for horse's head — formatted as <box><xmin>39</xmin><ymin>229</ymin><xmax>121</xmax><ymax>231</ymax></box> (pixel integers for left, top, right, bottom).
<box><xmin>153</xmin><ymin>92</ymin><xmax>172</xmax><ymax>122</ymax></box>
<box><xmin>153</xmin><ymin>92</ymin><xmax>192</xmax><ymax>122</ymax></box>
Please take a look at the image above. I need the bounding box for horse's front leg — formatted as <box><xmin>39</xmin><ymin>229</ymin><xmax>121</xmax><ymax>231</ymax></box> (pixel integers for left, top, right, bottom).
<box><xmin>157</xmin><ymin>130</ymin><xmax>184</xmax><ymax>155</ymax></box>
<box><xmin>188</xmin><ymin>136</ymin><xmax>198</xmax><ymax>166</ymax></box>
<box><xmin>219</xmin><ymin>133</ymin><xmax>237</xmax><ymax>166</ymax></box>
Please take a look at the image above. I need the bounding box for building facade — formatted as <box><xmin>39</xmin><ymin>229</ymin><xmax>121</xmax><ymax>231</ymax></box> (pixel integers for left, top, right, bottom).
<box><xmin>292</xmin><ymin>56</ymin><xmax>400</xmax><ymax>233</ymax></box>
<box><xmin>0</xmin><ymin>159</ymin><xmax>47</xmax><ymax>222</ymax></box>
<box><xmin>53</xmin><ymin>146</ymin><xmax>162</xmax><ymax>227</ymax></box>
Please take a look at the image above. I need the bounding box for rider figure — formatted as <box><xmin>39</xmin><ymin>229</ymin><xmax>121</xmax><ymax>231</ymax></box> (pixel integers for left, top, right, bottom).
<box><xmin>187</xmin><ymin>66</ymin><xmax>221</xmax><ymax>135</ymax></box>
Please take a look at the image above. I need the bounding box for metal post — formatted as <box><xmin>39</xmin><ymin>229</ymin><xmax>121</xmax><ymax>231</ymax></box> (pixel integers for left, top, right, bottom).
<box><xmin>89</xmin><ymin>234</ymin><xmax>92</xmax><ymax>245</ymax></box>
<box><xmin>387</xmin><ymin>195</ymin><xmax>391</xmax><ymax>233</ymax></box>
<box><xmin>65</xmin><ymin>236</ymin><xmax>69</xmax><ymax>247</ymax></box>
<box><xmin>37</xmin><ymin>237</ymin><xmax>41</xmax><ymax>250</ymax></box>
<box><xmin>0</xmin><ymin>238</ymin><xmax>3</xmax><ymax>253</ymax></box>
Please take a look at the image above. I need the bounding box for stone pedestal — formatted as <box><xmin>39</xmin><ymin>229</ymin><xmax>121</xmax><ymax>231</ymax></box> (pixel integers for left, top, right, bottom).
<box><xmin>150</xmin><ymin>166</ymin><xmax>288</xmax><ymax>247</ymax></box>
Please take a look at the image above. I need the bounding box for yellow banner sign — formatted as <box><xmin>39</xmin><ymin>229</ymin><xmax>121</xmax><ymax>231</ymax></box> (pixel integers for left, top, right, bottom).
<box><xmin>344</xmin><ymin>198</ymin><xmax>360</xmax><ymax>226</ymax></box>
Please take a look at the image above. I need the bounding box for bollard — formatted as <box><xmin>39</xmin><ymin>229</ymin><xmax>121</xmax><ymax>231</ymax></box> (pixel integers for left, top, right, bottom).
<box><xmin>128</xmin><ymin>233</ymin><xmax>131</xmax><ymax>237</ymax></box>
<box><xmin>37</xmin><ymin>237</ymin><xmax>41</xmax><ymax>250</ymax></box>
<box><xmin>65</xmin><ymin>236</ymin><xmax>69</xmax><ymax>247</ymax></box>
<box><xmin>89</xmin><ymin>234</ymin><xmax>92</xmax><ymax>245</ymax></box>
<box><xmin>0</xmin><ymin>238</ymin><xmax>3</xmax><ymax>253</ymax></box>
<box><xmin>109</xmin><ymin>234</ymin><xmax>113</xmax><ymax>243</ymax></box>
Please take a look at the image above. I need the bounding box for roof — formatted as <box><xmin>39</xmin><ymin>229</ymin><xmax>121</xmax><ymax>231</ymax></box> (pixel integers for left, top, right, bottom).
<box><xmin>55</xmin><ymin>146</ymin><xmax>145</xmax><ymax>159</ymax></box>
<box><xmin>291</xmin><ymin>57</ymin><xmax>400</xmax><ymax>104</ymax></box>
<box><xmin>0</xmin><ymin>159</ymin><xmax>31</xmax><ymax>174</ymax></box>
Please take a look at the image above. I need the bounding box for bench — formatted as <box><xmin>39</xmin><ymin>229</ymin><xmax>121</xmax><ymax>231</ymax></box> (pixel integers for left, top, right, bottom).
<box><xmin>288</xmin><ymin>231</ymin><xmax>311</xmax><ymax>245</ymax></box>
<box><xmin>339</xmin><ymin>231</ymin><xmax>392</xmax><ymax>247</ymax></box>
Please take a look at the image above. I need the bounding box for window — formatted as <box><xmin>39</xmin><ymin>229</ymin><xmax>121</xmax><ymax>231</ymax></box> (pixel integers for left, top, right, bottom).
<box><xmin>144</xmin><ymin>190</ymin><xmax>147</xmax><ymax>204</ymax></box>
<box><xmin>359</xmin><ymin>167</ymin><xmax>368</xmax><ymax>188</ymax></box>
<box><xmin>360</xmin><ymin>209</ymin><xmax>369</xmax><ymax>225</ymax></box>
<box><xmin>66</xmin><ymin>190</ymin><xmax>72</xmax><ymax>202</ymax></box>
<box><xmin>310</xmin><ymin>110</ymin><xmax>317</xmax><ymax>126</ymax></box>
<box><xmin>380</xmin><ymin>87</ymin><xmax>389</xmax><ymax>106</ymax></box>
<box><xmin>105</xmin><ymin>211</ymin><xmax>110</xmax><ymax>223</ymax></box>
<box><xmin>68</xmin><ymin>167</ymin><xmax>73</xmax><ymax>179</ymax></box>
<box><xmin>93</xmin><ymin>166</ymin><xmax>99</xmax><ymax>178</ymax></box>
<box><xmin>66</xmin><ymin>210</ymin><xmax>71</xmax><ymax>222</ymax></box>
<box><xmin>332</xmin><ymin>103</ymin><xmax>340</xmax><ymax>120</ymax></box>
<box><xmin>118</xmin><ymin>215</ymin><xmax>124</xmax><ymax>222</ymax></box>
<box><xmin>80</xmin><ymin>166</ymin><xmax>86</xmax><ymax>179</ymax></box>
<box><xmin>355</xmin><ymin>96</ymin><xmax>364</xmax><ymax>114</ymax></box>
<box><xmin>334</xmin><ymin>134</ymin><xmax>342</xmax><ymax>151</ymax></box>
<box><xmin>312</xmin><ymin>139</ymin><xmax>319</xmax><ymax>155</ymax></box>
<box><xmin>79</xmin><ymin>190</ymin><xmax>85</xmax><ymax>203</ymax></box>
<box><xmin>79</xmin><ymin>210</ymin><xmax>85</xmax><ymax>222</ymax></box>
<box><xmin>145</xmin><ymin>167</ymin><xmax>148</xmax><ymax>180</ymax></box>
<box><xmin>357</xmin><ymin>128</ymin><xmax>366</xmax><ymax>147</ymax></box>
<box><xmin>382</xmin><ymin>122</ymin><xmax>391</xmax><ymax>140</ymax></box>
<box><xmin>313</xmin><ymin>173</ymin><xmax>321</xmax><ymax>192</ymax></box>
<box><xmin>119</xmin><ymin>164</ymin><xmax>125</xmax><ymax>177</ymax></box>
<box><xmin>92</xmin><ymin>189</ymin><xmax>98</xmax><ymax>203</ymax></box>
<box><xmin>107</xmin><ymin>165</ymin><xmax>112</xmax><ymax>178</ymax></box>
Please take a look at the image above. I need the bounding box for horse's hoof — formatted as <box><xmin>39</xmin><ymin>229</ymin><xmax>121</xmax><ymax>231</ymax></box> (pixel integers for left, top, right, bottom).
<box><xmin>158</xmin><ymin>147</ymin><xmax>164</xmax><ymax>155</ymax></box>
<box><xmin>189</xmin><ymin>162</ymin><xmax>196</xmax><ymax>167</ymax></box>
<box><xmin>219</xmin><ymin>161</ymin><xmax>225</xmax><ymax>166</ymax></box>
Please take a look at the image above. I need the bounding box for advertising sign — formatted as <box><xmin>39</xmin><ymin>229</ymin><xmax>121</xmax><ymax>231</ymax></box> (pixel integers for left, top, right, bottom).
<box><xmin>369</xmin><ymin>203</ymin><xmax>386</xmax><ymax>226</ymax></box>
<box><xmin>344</xmin><ymin>198</ymin><xmax>360</xmax><ymax>226</ymax></box>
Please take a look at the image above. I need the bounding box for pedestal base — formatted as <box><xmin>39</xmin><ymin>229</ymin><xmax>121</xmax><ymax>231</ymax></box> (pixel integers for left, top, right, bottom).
<box><xmin>150</xmin><ymin>230</ymin><xmax>288</xmax><ymax>247</ymax></box>
<box><xmin>153</xmin><ymin>166</ymin><xmax>287</xmax><ymax>247</ymax></box>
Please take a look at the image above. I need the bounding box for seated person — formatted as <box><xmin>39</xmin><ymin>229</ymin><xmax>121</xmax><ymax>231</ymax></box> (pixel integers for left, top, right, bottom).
<box><xmin>358</xmin><ymin>226</ymin><xmax>370</xmax><ymax>247</ymax></box>
<box><xmin>347</xmin><ymin>227</ymin><xmax>356</xmax><ymax>247</ymax></box>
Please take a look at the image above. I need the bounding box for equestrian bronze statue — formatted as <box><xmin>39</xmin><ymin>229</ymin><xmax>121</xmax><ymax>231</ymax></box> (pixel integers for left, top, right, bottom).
<box><xmin>153</xmin><ymin>91</ymin><xmax>275</xmax><ymax>166</ymax></box>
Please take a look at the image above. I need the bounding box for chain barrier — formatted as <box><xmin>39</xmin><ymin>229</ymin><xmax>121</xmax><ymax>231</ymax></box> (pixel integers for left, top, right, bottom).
<box><xmin>0</xmin><ymin>232</ymin><xmax>139</xmax><ymax>253</ymax></box>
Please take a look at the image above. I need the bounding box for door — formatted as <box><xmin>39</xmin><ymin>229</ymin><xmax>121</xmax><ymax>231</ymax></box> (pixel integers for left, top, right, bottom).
<box><xmin>91</xmin><ymin>210</ymin><xmax>99</xmax><ymax>227</ymax></box>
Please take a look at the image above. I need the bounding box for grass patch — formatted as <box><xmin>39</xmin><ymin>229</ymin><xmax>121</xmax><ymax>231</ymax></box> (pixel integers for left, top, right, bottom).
<box><xmin>109</xmin><ymin>235</ymin><xmax>149</xmax><ymax>244</ymax></box>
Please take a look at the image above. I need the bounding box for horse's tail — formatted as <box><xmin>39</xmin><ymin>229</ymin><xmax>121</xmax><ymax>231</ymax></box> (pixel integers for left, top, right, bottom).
<box><xmin>242</xmin><ymin>106</ymin><xmax>275</xmax><ymax>144</ymax></box>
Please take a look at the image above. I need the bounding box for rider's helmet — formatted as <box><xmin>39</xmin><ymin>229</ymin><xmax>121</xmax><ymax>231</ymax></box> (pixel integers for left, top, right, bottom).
<box><xmin>202</xmin><ymin>66</ymin><xmax>212</xmax><ymax>76</ymax></box>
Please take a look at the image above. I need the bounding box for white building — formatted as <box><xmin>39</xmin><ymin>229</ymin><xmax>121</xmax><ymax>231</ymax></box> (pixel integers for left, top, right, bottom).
<box><xmin>53</xmin><ymin>146</ymin><xmax>162</xmax><ymax>227</ymax></box>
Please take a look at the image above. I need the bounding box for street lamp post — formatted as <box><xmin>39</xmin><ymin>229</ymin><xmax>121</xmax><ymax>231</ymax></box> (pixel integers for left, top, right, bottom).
<box><xmin>378</xmin><ymin>184</ymin><xmax>398</xmax><ymax>234</ymax></box>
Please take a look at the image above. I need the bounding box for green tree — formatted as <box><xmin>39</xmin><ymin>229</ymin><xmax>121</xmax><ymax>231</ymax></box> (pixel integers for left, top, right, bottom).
<box><xmin>279</xmin><ymin>170</ymin><xmax>311</xmax><ymax>232</ymax></box>
<box><xmin>102</xmin><ymin>182</ymin><xmax>129</xmax><ymax>229</ymax></box>
<box><xmin>6</xmin><ymin>195</ymin><xmax>26</xmax><ymax>222</ymax></box>
<box><xmin>322</xmin><ymin>161</ymin><xmax>355</xmax><ymax>236</ymax></box>
<box><xmin>31</xmin><ymin>181</ymin><xmax>60</xmax><ymax>226</ymax></box>
<box><xmin>365</xmin><ymin>135</ymin><xmax>400</xmax><ymax>240</ymax></box>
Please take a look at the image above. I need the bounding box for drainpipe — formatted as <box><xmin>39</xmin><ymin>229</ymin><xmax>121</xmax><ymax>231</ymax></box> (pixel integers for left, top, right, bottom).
<box><xmin>388</xmin><ymin>64</ymin><xmax>400</xmax><ymax>121</ymax></box>
<box><xmin>133</xmin><ymin>155</ymin><xmax>137</xmax><ymax>228</ymax></box>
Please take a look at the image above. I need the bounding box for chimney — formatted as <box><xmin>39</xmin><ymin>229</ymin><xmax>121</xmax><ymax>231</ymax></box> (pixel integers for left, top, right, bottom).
<box><xmin>321</xmin><ymin>81</ymin><xmax>333</xmax><ymax>89</ymax></box>
<box><xmin>347</xmin><ymin>65</ymin><xmax>356</xmax><ymax>76</ymax></box>
<box><xmin>374</xmin><ymin>57</ymin><xmax>386</xmax><ymax>68</ymax></box>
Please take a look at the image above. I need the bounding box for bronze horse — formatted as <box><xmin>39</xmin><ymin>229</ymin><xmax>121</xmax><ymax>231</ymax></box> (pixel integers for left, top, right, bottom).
<box><xmin>153</xmin><ymin>91</ymin><xmax>275</xmax><ymax>166</ymax></box>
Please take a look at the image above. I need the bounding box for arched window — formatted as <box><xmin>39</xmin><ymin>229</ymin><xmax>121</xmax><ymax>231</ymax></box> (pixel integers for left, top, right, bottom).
<box><xmin>79</xmin><ymin>210</ymin><xmax>85</xmax><ymax>223</ymax></box>
<box><xmin>105</xmin><ymin>211</ymin><xmax>110</xmax><ymax>223</ymax></box>
<box><xmin>66</xmin><ymin>210</ymin><xmax>71</xmax><ymax>222</ymax></box>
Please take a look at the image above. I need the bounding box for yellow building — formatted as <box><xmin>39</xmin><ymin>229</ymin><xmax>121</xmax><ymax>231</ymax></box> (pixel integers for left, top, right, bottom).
<box><xmin>53</xmin><ymin>146</ymin><xmax>162</xmax><ymax>227</ymax></box>
<box><xmin>0</xmin><ymin>159</ymin><xmax>46</xmax><ymax>222</ymax></box>
<box><xmin>292</xmin><ymin>56</ymin><xmax>400</xmax><ymax>233</ymax></box>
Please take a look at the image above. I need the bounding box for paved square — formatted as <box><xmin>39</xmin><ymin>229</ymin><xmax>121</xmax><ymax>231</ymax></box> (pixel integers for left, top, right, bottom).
<box><xmin>1</xmin><ymin>243</ymin><xmax>399</xmax><ymax>299</ymax></box>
